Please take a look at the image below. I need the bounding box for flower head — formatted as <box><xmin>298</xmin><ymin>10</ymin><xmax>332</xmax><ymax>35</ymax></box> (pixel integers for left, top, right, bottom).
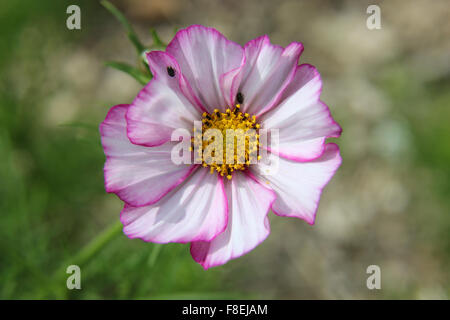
<box><xmin>100</xmin><ymin>25</ymin><xmax>342</xmax><ymax>269</ymax></box>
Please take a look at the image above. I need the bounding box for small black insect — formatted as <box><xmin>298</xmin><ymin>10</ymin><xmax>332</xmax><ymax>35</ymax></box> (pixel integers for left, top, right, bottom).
<box><xmin>167</xmin><ymin>66</ymin><xmax>176</xmax><ymax>77</ymax></box>
<box><xmin>236</xmin><ymin>92</ymin><xmax>244</xmax><ymax>104</ymax></box>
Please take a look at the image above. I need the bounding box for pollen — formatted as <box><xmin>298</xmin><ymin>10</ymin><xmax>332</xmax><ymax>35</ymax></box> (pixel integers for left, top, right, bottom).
<box><xmin>192</xmin><ymin>104</ymin><xmax>260</xmax><ymax>179</ymax></box>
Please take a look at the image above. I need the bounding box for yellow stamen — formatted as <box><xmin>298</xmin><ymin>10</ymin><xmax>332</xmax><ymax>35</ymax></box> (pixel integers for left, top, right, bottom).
<box><xmin>192</xmin><ymin>105</ymin><xmax>261</xmax><ymax>179</ymax></box>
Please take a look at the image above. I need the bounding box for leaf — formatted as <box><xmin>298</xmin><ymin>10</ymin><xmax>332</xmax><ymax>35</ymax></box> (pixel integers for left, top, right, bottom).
<box><xmin>59</xmin><ymin>121</ymin><xmax>99</xmax><ymax>132</ymax></box>
<box><xmin>101</xmin><ymin>0</ymin><xmax>146</xmax><ymax>54</ymax></box>
<box><xmin>149</xmin><ymin>28</ymin><xmax>166</xmax><ymax>49</ymax></box>
<box><xmin>147</xmin><ymin>243</ymin><xmax>163</xmax><ymax>267</ymax></box>
<box><xmin>105</xmin><ymin>61</ymin><xmax>152</xmax><ymax>85</ymax></box>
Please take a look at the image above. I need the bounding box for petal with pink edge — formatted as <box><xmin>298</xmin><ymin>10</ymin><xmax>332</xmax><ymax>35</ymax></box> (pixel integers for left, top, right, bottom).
<box><xmin>190</xmin><ymin>171</ymin><xmax>276</xmax><ymax>269</ymax></box>
<box><xmin>166</xmin><ymin>25</ymin><xmax>244</xmax><ymax>112</ymax></box>
<box><xmin>126</xmin><ymin>51</ymin><xmax>201</xmax><ymax>147</ymax></box>
<box><xmin>252</xmin><ymin>143</ymin><xmax>342</xmax><ymax>225</ymax></box>
<box><xmin>100</xmin><ymin>104</ymin><xmax>195</xmax><ymax>207</ymax></box>
<box><xmin>260</xmin><ymin>64</ymin><xmax>342</xmax><ymax>161</ymax></box>
<box><xmin>237</xmin><ymin>35</ymin><xmax>303</xmax><ymax>116</ymax></box>
<box><xmin>121</xmin><ymin>167</ymin><xmax>227</xmax><ymax>243</ymax></box>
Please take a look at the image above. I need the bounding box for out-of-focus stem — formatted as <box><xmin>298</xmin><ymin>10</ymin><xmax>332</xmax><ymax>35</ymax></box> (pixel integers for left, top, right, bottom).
<box><xmin>48</xmin><ymin>220</ymin><xmax>123</xmax><ymax>297</ymax></box>
<box><xmin>70</xmin><ymin>220</ymin><xmax>123</xmax><ymax>267</ymax></box>
<box><xmin>101</xmin><ymin>0</ymin><xmax>146</xmax><ymax>54</ymax></box>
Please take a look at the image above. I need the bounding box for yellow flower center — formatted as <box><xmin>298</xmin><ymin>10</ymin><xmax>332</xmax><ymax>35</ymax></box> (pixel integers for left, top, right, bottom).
<box><xmin>192</xmin><ymin>104</ymin><xmax>261</xmax><ymax>180</ymax></box>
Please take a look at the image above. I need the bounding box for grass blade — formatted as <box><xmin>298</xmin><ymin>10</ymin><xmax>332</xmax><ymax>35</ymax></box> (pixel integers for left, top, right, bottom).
<box><xmin>101</xmin><ymin>0</ymin><xmax>146</xmax><ymax>54</ymax></box>
<box><xmin>105</xmin><ymin>61</ymin><xmax>151</xmax><ymax>85</ymax></box>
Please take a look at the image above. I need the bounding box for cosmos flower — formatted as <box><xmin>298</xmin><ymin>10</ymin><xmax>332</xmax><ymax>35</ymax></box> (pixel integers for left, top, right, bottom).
<box><xmin>100</xmin><ymin>25</ymin><xmax>342</xmax><ymax>269</ymax></box>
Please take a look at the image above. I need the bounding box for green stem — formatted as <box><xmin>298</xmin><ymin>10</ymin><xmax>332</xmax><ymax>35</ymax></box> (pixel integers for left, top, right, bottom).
<box><xmin>71</xmin><ymin>220</ymin><xmax>123</xmax><ymax>267</ymax></box>
<box><xmin>101</xmin><ymin>0</ymin><xmax>146</xmax><ymax>54</ymax></box>
<box><xmin>150</xmin><ymin>28</ymin><xmax>166</xmax><ymax>48</ymax></box>
<box><xmin>105</xmin><ymin>61</ymin><xmax>152</xmax><ymax>85</ymax></box>
<box><xmin>50</xmin><ymin>220</ymin><xmax>123</xmax><ymax>293</ymax></box>
<box><xmin>148</xmin><ymin>243</ymin><xmax>163</xmax><ymax>267</ymax></box>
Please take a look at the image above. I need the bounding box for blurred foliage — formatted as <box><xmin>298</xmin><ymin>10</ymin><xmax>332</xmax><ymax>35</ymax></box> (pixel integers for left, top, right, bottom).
<box><xmin>376</xmin><ymin>63</ymin><xmax>450</xmax><ymax>261</ymax></box>
<box><xmin>0</xmin><ymin>0</ymin><xmax>449</xmax><ymax>299</ymax></box>
<box><xmin>0</xmin><ymin>0</ymin><xmax>240</xmax><ymax>299</ymax></box>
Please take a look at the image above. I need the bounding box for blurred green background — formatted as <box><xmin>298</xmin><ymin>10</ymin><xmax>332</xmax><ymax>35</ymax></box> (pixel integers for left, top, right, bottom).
<box><xmin>0</xmin><ymin>0</ymin><xmax>449</xmax><ymax>299</ymax></box>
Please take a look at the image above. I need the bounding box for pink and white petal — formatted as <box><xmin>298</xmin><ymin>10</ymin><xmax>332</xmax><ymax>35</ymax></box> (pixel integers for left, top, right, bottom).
<box><xmin>219</xmin><ymin>55</ymin><xmax>246</xmax><ymax>108</ymax></box>
<box><xmin>126</xmin><ymin>51</ymin><xmax>201</xmax><ymax>147</ymax></box>
<box><xmin>190</xmin><ymin>172</ymin><xmax>276</xmax><ymax>269</ymax></box>
<box><xmin>166</xmin><ymin>25</ymin><xmax>244</xmax><ymax>112</ymax></box>
<box><xmin>100</xmin><ymin>104</ymin><xmax>195</xmax><ymax>207</ymax></box>
<box><xmin>260</xmin><ymin>64</ymin><xmax>342</xmax><ymax>161</ymax></box>
<box><xmin>252</xmin><ymin>143</ymin><xmax>342</xmax><ymax>225</ymax></box>
<box><xmin>121</xmin><ymin>167</ymin><xmax>228</xmax><ymax>243</ymax></box>
<box><xmin>264</xmin><ymin>137</ymin><xmax>327</xmax><ymax>162</ymax></box>
<box><xmin>237</xmin><ymin>36</ymin><xmax>303</xmax><ymax>116</ymax></box>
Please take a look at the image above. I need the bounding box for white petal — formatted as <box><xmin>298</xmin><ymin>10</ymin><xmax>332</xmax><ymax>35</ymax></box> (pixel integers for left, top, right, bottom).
<box><xmin>100</xmin><ymin>105</ymin><xmax>195</xmax><ymax>207</ymax></box>
<box><xmin>252</xmin><ymin>143</ymin><xmax>342</xmax><ymax>224</ymax></box>
<box><xmin>237</xmin><ymin>36</ymin><xmax>303</xmax><ymax>116</ymax></box>
<box><xmin>166</xmin><ymin>25</ymin><xmax>244</xmax><ymax>112</ymax></box>
<box><xmin>261</xmin><ymin>64</ymin><xmax>341</xmax><ymax>161</ymax></box>
<box><xmin>190</xmin><ymin>171</ymin><xmax>276</xmax><ymax>269</ymax></box>
<box><xmin>121</xmin><ymin>168</ymin><xmax>227</xmax><ymax>243</ymax></box>
<box><xmin>126</xmin><ymin>51</ymin><xmax>201</xmax><ymax>147</ymax></box>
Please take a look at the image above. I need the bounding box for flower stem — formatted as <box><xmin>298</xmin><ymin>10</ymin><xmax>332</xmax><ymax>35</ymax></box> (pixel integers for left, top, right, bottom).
<box><xmin>100</xmin><ymin>0</ymin><xmax>146</xmax><ymax>54</ymax></box>
<box><xmin>148</xmin><ymin>243</ymin><xmax>163</xmax><ymax>267</ymax></box>
<box><xmin>51</xmin><ymin>221</ymin><xmax>122</xmax><ymax>288</ymax></box>
<box><xmin>71</xmin><ymin>220</ymin><xmax>123</xmax><ymax>267</ymax></box>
